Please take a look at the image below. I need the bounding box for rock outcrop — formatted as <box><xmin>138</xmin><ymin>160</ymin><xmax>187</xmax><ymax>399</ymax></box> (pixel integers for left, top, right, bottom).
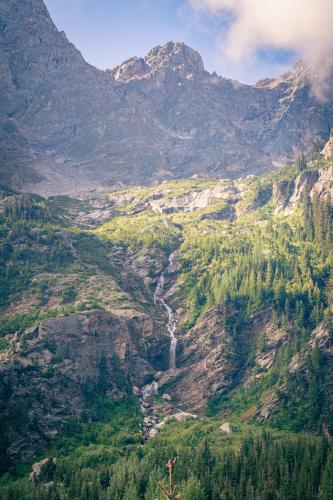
<box><xmin>0</xmin><ymin>309</ymin><xmax>169</xmax><ymax>461</ymax></box>
<box><xmin>29</xmin><ymin>457</ymin><xmax>57</xmax><ymax>483</ymax></box>
<box><xmin>311</xmin><ymin>150</ymin><xmax>333</xmax><ymax>200</ymax></box>
<box><xmin>273</xmin><ymin>179</ymin><xmax>295</xmax><ymax>211</ymax></box>
<box><xmin>156</xmin><ymin>306</ymin><xmax>240</xmax><ymax>412</ymax></box>
<box><xmin>1</xmin><ymin>0</ymin><xmax>333</xmax><ymax>195</ymax></box>
<box><xmin>288</xmin><ymin>171</ymin><xmax>319</xmax><ymax>208</ymax></box>
<box><xmin>322</xmin><ymin>136</ymin><xmax>333</xmax><ymax>160</ymax></box>
<box><xmin>220</xmin><ymin>422</ymin><xmax>233</xmax><ymax>434</ymax></box>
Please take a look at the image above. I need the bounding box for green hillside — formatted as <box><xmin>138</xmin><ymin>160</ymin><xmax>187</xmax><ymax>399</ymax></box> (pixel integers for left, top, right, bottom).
<box><xmin>1</xmin><ymin>151</ymin><xmax>333</xmax><ymax>498</ymax></box>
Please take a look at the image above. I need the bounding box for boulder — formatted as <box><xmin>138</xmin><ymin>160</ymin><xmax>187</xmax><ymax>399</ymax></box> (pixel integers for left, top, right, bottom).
<box><xmin>219</xmin><ymin>422</ymin><xmax>233</xmax><ymax>434</ymax></box>
<box><xmin>164</xmin><ymin>412</ymin><xmax>198</xmax><ymax>423</ymax></box>
<box><xmin>147</xmin><ymin>428</ymin><xmax>159</xmax><ymax>438</ymax></box>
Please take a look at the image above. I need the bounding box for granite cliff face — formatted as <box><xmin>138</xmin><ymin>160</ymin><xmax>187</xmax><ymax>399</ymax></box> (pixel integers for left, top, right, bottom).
<box><xmin>1</xmin><ymin>0</ymin><xmax>333</xmax><ymax>195</ymax></box>
<box><xmin>0</xmin><ymin>308</ymin><xmax>170</xmax><ymax>462</ymax></box>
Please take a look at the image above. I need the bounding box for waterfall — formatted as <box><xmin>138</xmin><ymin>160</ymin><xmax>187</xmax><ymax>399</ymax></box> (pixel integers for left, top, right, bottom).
<box><xmin>154</xmin><ymin>254</ymin><xmax>178</xmax><ymax>370</ymax></box>
<box><xmin>139</xmin><ymin>253</ymin><xmax>178</xmax><ymax>440</ymax></box>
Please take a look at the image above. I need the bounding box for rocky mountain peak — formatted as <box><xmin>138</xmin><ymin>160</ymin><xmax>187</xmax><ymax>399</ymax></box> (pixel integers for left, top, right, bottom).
<box><xmin>255</xmin><ymin>60</ymin><xmax>310</xmax><ymax>90</ymax></box>
<box><xmin>145</xmin><ymin>41</ymin><xmax>205</xmax><ymax>74</ymax></box>
<box><xmin>1</xmin><ymin>0</ymin><xmax>333</xmax><ymax>195</ymax></box>
<box><xmin>113</xmin><ymin>56</ymin><xmax>148</xmax><ymax>81</ymax></box>
<box><xmin>113</xmin><ymin>41</ymin><xmax>205</xmax><ymax>82</ymax></box>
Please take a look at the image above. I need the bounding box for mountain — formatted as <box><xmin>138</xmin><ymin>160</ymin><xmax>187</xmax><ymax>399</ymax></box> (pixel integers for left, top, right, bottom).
<box><xmin>1</xmin><ymin>139</ymin><xmax>333</xmax><ymax>495</ymax></box>
<box><xmin>1</xmin><ymin>138</ymin><xmax>333</xmax><ymax>461</ymax></box>
<box><xmin>2</xmin><ymin>1</ymin><xmax>333</xmax><ymax>497</ymax></box>
<box><xmin>1</xmin><ymin>0</ymin><xmax>333</xmax><ymax>196</ymax></box>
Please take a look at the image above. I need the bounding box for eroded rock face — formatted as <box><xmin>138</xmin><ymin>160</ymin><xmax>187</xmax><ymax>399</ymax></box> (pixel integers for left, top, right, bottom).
<box><xmin>1</xmin><ymin>0</ymin><xmax>333</xmax><ymax>195</ymax></box>
<box><xmin>273</xmin><ymin>179</ymin><xmax>295</xmax><ymax>211</ymax></box>
<box><xmin>156</xmin><ymin>306</ymin><xmax>239</xmax><ymax>412</ymax></box>
<box><xmin>322</xmin><ymin>136</ymin><xmax>333</xmax><ymax>160</ymax></box>
<box><xmin>147</xmin><ymin>184</ymin><xmax>241</xmax><ymax>215</ymax></box>
<box><xmin>29</xmin><ymin>457</ymin><xmax>57</xmax><ymax>483</ymax></box>
<box><xmin>254</xmin><ymin>315</ymin><xmax>333</xmax><ymax>424</ymax></box>
<box><xmin>288</xmin><ymin>171</ymin><xmax>319</xmax><ymax>208</ymax></box>
<box><xmin>0</xmin><ymin>309</ymin><xmax>169</xmax><ymax>462</ymax></box>
<box><xmin>312</xmin><ymin>160</ymin><xmax>333</xmax><ymax>201</ymax></box>
<box><xmin>113</xmin><ymin>42</ymin><xmax>205</xmax><ymax>82</ymax></box>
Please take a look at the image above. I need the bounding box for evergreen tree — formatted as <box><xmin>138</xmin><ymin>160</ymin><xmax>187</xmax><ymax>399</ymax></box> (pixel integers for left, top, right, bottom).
<box><xmin>318</xmin><ymin>449</ymin><xmax>333</xmax><ymax>500</ymax></box>
<box><xmin>179</xmin><ymin>476</ymin><xmax>206</xmax><ymax>500</ymax></box>
<box><xmin>297</xmin><ymin>153</ymin><xmax>307</xmax><ymax>172</ymax></box>
<box><xmin>97</xmin><ymin>354</ymin><xmax>109</xmax><ymax>396</ymax></box>
<box><xmin>295</xmin><ymin>300</ymin><xmax>305</xmax><ymax>329</ymax></box>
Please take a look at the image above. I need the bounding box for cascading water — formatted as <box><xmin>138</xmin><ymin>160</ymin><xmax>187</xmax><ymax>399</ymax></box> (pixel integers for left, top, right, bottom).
<box><xmin>139</xmin><ymin>381</ymin><xmax>159</xmax><ymax>440</ymax></box>
<box><xmin>154</xmin><ymin>254</ymin><xmax>178</xmax><ymax>370</ymax></box>
<box><xmin>140</xmin><ymin>252</ymin><xmax>178</xmax><ymax>439</ymax></box>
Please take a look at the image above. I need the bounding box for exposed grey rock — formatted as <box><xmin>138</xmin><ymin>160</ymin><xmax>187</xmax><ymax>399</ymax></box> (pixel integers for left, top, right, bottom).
<box><xmin>255</xmin><ymin>313</ymin><xmax>333</xmax><ymax>423</ymax></box>
<box><xmin>255</xmin><ymin>392</ymin><xmax>280</xmax><ymax>421</ymax></box>
<box><xmin>162</xmin><ymin>412</ymin><xmax>198</xmax><ymax>423</ymax></box>
<box><xmin>288</xmin><ymin>170</ymin><xmax>319</xmax><ymax>208</ymax></box>
<box><xmin>29</xmin><ymin>457</ymin><xmax>57</xmax><ymax>483</ymax></box>
<box><xmin>273</xmin><ymin>179</ymin><xmax>295</xmax><ymax>212</ymax></box>
<box><xmin>147</xmin><ymin>428</ymin><xmax>159</xmax><ymax>438</ymax></box>
<box><xmin>156</xmin><ymin>305</ymin><xmax>239</xmax><ymax>412</ymax></box>
<box><xmin>311</xmin><ymin>153</ymin><xmax>333</xmax><ymax>200</ymax></box>
<box><xmin>1</xmin><ymin>0</ymin><xmax>333</xmax><ymax>195</ymax></box>
<box><xmin>220</xmin><ymin>422</ymin><xmax>233</xmax><ymax>434</ymax></box>
<box><xmin>0</xmin><ymin>309</ymin><xmax>169</xmax><ymax>461</ymax></box>
<box><xmin>322</xmin><ymin>136</ymin><xmax>333</xmax><ymax>160</ymax></box>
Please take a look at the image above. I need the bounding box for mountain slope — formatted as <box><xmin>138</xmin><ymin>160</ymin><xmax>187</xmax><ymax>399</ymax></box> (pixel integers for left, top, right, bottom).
<box><xmin>1</xmin><ymin>141</ymin><xmax>333</xmax><ymax>497</ymax></box>
<box><xmin>1</xmin><ymin>0</ymin><xmax>333</xmax><ymax>195</ymax></box>
<box><xmin>1</xmin><ymin>141</ymin><xmax>333</xmax><ymax>469</ymax></box>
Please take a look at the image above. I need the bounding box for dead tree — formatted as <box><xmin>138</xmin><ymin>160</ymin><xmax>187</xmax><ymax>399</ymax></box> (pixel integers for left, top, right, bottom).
<box><xmin>157</xmin><ymin>458</ymin><xmax>180</xmax><ymax>499</ymax></box>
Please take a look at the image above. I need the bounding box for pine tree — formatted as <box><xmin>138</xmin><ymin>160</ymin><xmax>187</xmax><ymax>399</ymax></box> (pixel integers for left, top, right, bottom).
<box><xmin>265</xmin><ymin>260</ymin><xmax>273</xmax><ymax>289</ymax></box>
<box><xmin>312</xmin><ymin>189</ymin><xmax>322</xmax><ymax>243</ymax></box>
<box><xmin>308</xmin><ymin>343</ymin><xmax>324</xmax><ymax>429</ymax></box>
<box><xmin>179</xmin><ymin>476</ymin><xmax>206</xmax><ymax>500</ymax></box>
<box><xmin>284</xmin><ymin>297</ymin><xmax>291</xmax><ymax>319</ymax></box>
<box><xmin>295</xmin><ymin>300</ymin><xmax>305</xmax><ymax>329</ymax></box>
<box><xmin>297</xmin><ymin>153</ymin><xmax>307</xmax><ymax>172</ymax></box>
<box><xmin>97</xmin><ymin>354</ymin><xmax>109</xmax><ymax>396</ymax></box>
<box><xmin>123</xmin><ymin>480</ymin><xmax>139</xmax><ymax>500</ymax></box>
<box><xmin>318</xmin><ymin>449</ymin><xmax>333</xmax><ymax>500</ymax></box>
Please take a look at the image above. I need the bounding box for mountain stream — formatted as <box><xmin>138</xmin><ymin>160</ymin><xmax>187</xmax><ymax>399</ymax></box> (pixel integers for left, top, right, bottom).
<box><xmin>140</xmin><ymin>252</ymin><xmax>178</xmax><ymax>439</ymax></box>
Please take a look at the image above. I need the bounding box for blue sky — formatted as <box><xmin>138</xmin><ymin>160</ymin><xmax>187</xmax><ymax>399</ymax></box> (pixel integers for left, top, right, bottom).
<box><xmin>44</xmin><ymin>0</ymin><xmax>297</xmax><ymax>84</ymax></box>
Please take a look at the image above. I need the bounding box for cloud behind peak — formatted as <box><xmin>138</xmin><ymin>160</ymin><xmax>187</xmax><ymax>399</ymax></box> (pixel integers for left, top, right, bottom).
<box><xmin>191</xmin><ymin>0</ymin><xmax>333</xmax><ymax>99</ymax></box>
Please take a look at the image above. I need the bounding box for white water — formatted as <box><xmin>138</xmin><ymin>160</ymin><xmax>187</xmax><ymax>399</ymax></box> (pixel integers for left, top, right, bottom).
<box><xmin>139</xmin><ymin>253</ymin><xmax>178</xmax><ymax>440</ymax></box>
<box><xmin>139</xmin><ymin>381</ymin><xmax>159</xmax><ymax>440</ymax></box>
<box><xmin>154</xmin><ymin>254</ymin><xmax>178</xmax><ymax>370</ymax></box>
<box><xmin>141</xmin><ymin>381</ymin><xmax>159</xmax><ymax>401</ymax></box>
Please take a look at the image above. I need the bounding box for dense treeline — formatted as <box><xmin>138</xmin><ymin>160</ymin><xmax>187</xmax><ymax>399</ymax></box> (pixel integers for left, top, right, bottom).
<box><xmin>274</xmin><ymin>340</ymin><xmax>333</xmax><ymax>433</ymax></box>
<box><xmin>177</xmin><ymin>160</ymin><xmax>333</xmax><ymax>432</ymax></box>
<box><xmin>304</xmin><ymin>190</ymin><xmax>333</xmax><ymax>254</ymax></box>
<box><xmin>182</xmin><ymin>193</ymin><xmax>332</xmax><ymax>336</ymax></box>
<box><xmin>1</xmin><ymin>429</ymin><xmax>332</xmax><ymax>499</ymax></box>
<box><xmin>0</xmin><ymin>199</ymin><xmax>73</xmax><ymax>309</ymax></box>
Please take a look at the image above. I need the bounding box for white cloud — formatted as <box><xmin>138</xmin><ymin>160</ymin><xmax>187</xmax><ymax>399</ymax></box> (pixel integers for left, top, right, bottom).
<box><xmin>190</xmin><ymin>0</ymin><xmax>333</xmax><ymax>98</ymax></box>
